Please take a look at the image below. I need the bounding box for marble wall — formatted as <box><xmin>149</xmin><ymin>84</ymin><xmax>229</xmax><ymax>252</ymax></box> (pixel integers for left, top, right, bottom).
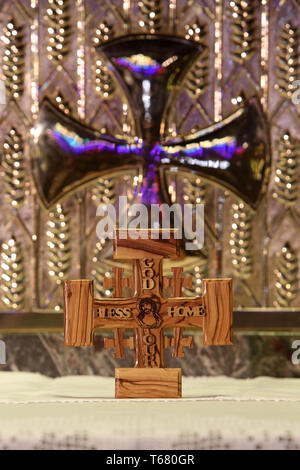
<box><xmin>1</xmin><ymin>333</ymin><xmax>300</xmax><ymax>378</ymax></box>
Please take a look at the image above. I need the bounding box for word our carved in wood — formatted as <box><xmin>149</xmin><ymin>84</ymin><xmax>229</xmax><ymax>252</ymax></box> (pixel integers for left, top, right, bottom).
<box><xmin>63</xmin><ymin>229</ymin><xmax>233</xmax><ymax>398</ymax></box>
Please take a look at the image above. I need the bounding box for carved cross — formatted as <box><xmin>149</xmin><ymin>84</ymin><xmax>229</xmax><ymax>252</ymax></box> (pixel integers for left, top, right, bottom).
<box><xmin>64</xmin><ymin>230</ymin><xmax>233</xmax><ymax>398</ymax></box>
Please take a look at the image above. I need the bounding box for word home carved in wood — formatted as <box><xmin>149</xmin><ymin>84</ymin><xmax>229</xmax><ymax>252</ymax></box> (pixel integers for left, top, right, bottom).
<box><xmin>63</xmin><ymin>229</ymin><xmax>233</xmax><ymax>398</ymax></box>
<box><xmin>167</xmin><ymin>305</ymin><xmax>206</xmax><ymax>317</ymax></box>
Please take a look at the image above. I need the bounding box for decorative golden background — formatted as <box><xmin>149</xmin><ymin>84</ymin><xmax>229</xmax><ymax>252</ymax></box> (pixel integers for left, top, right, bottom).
<box><xmin>0</xmin><ymin>0</ymin><xmax>299</xmax><ymax>322</ymax></box>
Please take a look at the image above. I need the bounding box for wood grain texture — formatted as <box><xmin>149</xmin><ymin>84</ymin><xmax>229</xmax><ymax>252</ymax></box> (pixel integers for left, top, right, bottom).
<box><xmin>103</xmin><ymin>267</ymin><xmax>135</xmax><ymax>361</ymax></box>
<box><xmin>115</xmin><ymin>368</ymin><xmax>182</xmax><ymax>398</ymax></box>
<box><xmin>94</xmin><ymin>297</ymin><xmax>137</xmax><ymax>329</ymax></box>
<box><xmin>163</xmin><ymin>267</ymin><xmax>193</xmax><ymax>296</ymax></box>
<box><xmin>63</xmin><ymin>280</ymin><xmax>94</xmax><ymax>346</ymax></box>
<box><xmin>113</xmin><ymin>229</ymin><xmax>179</xmax><ymax>260</ymax></box>
<box><xmin>104</xmin><ymin>328</ymin><xmax>134</xmax><ymax>358</ymax></box>
<box><xmin>164</xmin><ymin>329</ymin><xmax>194</xmax><ymax>357</ymax></box>
<box><xmin>134</xmin><ymin>257</ymin><xmax>162</xmax><ymax>296</ymax></box>
<box><xmin>202</xmin><ymin>279</ymin><xmax>233</xmax><ymax>345</ymax></box>
<box><xmin>103</xmin><ymin>267</ymin><xmax>124</xmax><ymax>297</ymax></box>
<box><xmin>134</xmin><ymin>327</ymin><xmax>165</xmax><ymax>368</ymax></box>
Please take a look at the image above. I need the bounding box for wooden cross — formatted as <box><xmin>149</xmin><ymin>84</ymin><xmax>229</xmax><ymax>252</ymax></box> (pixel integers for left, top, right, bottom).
<box><xmin>63</xmin><ymin>229</ymin><xmax>233</xmax><ymax>398</ymax></box>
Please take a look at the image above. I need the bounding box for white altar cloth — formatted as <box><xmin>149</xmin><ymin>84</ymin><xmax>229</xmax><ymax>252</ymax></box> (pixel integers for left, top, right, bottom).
<box><xmin>0</xmin><ymin>372</ymin><xmax>300</xmax><ymax>449</ymax></box>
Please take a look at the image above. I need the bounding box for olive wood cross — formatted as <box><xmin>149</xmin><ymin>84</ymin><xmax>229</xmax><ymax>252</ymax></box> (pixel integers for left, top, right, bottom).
<box><xmin>63</xmin><ymin>230</ymin><xmax>233</xmax><ymax>397</ymax></box>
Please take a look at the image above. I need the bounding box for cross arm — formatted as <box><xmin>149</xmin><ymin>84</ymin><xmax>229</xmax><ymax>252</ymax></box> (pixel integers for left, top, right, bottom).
<box><xmin>160</xmin><ymin>279</ymin><xmax>233</xmax><ymax>345</ymax></box>
<box><xmin>64</xmin><ymin>278</ymin><xmax>233</xmax><ymax>349</ymax></box>
<box><xmin>158</xmin><ymin>97</ymin><xmax>269</xmax><ymax>210</ymax></box>
<box><xmin>160</xmin><ymin>297</ymin><xmax>205</xmax><ymax>329</ymax></box>
<box><xmin>63</xmin><ymin>280</ymin><xmax>139</xmax><ymax>347</ymax></box>
<box><xmin>33</xmin><ymin>98</ymin><xmax>144</xmax><ymax>209</ymax></box>
<box><xmin>94</xmin><ymin>297</ymin><xmax>138</xmax><ymax>328</ymax></box>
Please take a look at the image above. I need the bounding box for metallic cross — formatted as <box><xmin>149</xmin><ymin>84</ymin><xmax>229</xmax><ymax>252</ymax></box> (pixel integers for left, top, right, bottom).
<box><xmin>32</xmin><ymin>34</ymin><xmax>269</xmax><ymax>211</ymax></box>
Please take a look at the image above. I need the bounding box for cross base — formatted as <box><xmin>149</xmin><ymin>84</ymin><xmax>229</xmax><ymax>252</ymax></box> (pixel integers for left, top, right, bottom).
<box><xmin>115</xmin><ymin>368</ymin><xmax>182</xmax><ymax>399</ymax></box>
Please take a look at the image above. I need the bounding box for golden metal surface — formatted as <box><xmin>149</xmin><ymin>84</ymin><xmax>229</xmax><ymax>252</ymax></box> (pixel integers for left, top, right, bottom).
<box><xmin>2</xmin><ymin>18</ymin><xmax>25</xmax><ymax>100</ymax></box>
<box><xmin>0</xmin><ymin>0</ymin><xmax>299</xmax><ymax>332</ymax></box>
<box><xmin>273</xmin><ymin>133</ymin><xmax>299</xmax><ymax>207</ymax></box>
<box><xmin>274</xmin><ymin>243</ymin><xmax>299</xmax><ymax>308</ymax></box>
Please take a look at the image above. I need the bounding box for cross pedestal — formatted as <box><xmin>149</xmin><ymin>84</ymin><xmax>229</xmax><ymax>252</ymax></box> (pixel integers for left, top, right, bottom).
<box><xmin>63</xmin><ymin>230</ymin><xmax>233</xmax><ymax>398</ymax></box>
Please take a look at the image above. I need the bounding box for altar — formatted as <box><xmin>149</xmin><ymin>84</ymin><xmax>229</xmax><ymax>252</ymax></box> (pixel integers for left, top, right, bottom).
<box><xmin>0</xmin><ymin>372</ymin><xmax>300</xmax><ymax>450</ymax></box>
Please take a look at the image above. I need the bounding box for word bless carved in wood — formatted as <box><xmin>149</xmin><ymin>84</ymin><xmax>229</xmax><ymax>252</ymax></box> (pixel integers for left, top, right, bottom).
<box><xmin>63</xmin><ymin>230</ymin><xmax>233</xmax><ymax>398</ymax></box>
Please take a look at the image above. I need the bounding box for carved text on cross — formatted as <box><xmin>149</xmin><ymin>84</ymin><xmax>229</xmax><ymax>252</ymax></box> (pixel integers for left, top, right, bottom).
<box><xmin>93</xmin><ymin>230</ymin><xmax>206</xmax><ymax>368</ymax></box>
